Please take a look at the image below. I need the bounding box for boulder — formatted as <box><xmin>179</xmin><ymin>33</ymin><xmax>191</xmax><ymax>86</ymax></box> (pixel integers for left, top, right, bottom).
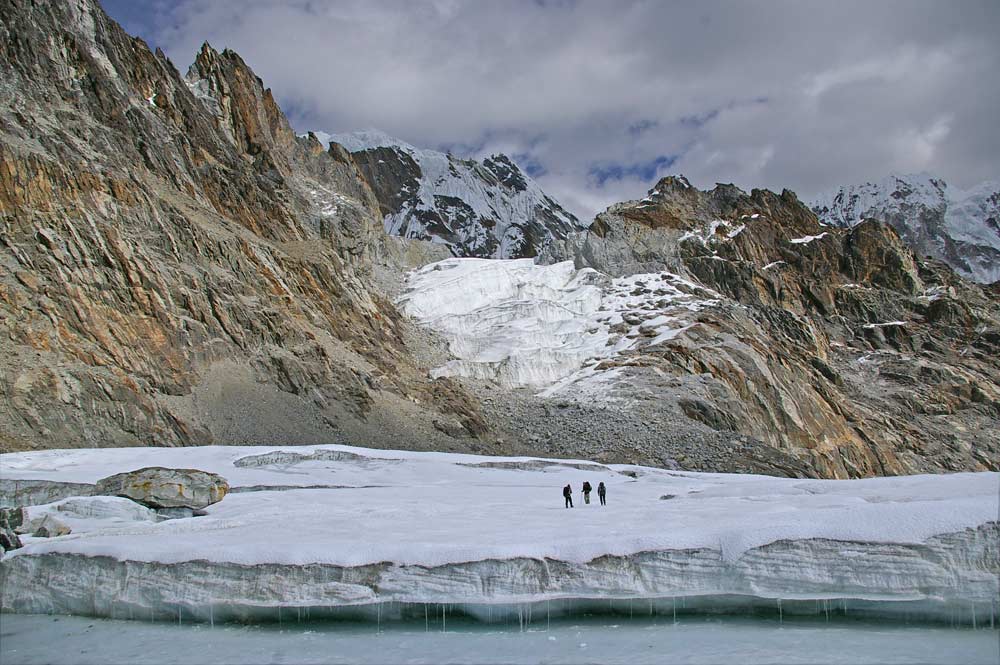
<box><xmin>30</xmin><ymin>514</ymin><xmax>71</xmax><ymax>538</ymax></box>
<box><xmin>94</xmin><ymin>467</ymin><xmax>229</xmax><ymax>509</ymax></box>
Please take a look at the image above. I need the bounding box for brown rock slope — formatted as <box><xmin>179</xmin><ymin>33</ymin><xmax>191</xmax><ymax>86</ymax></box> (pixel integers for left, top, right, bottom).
<box><xmin>0</xmin><ymin>0</ymin><xmax>484</xmax><ymax>451</ymax></box>
<box><xmin>545</xmin><ymin>176</ymin><xmax>1000</xmax><ymax>477</ymax></box>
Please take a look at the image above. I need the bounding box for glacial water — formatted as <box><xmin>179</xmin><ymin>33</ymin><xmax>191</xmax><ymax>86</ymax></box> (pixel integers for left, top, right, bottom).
<box><xmin>1</xmin><ymin>612</ymin><xmax>996</xmax><ymax>665</ymax></box>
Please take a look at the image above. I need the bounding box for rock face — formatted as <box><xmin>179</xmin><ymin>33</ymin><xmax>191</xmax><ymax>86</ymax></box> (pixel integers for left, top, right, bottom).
<box><xmin>0</xmin><ymin>507</ymin><xmax>24</xmax><ymax>551</ymax></box>
<box><xmin>0</xmin><ymin>0</ymin><xmax>486</xmax><ymax>452</ymax></box>
<box><xmin>542</xmin><ymin>176</ymin><xmax>1000</xmax><ymax>478</ymax></box>
<box><xmin>94</xmin><ymin>467</ymin><xmax>228</xmax><ymax>509</ymax></box>
<box><xmin>322</xmin><ymin>130</ymin><xmax>585</xmax><ymax>259</ymax></box>
<box><xmin>811</xmin><ymin>174</ymin><xmax>1000</xmax><ymax>284</ymax></box>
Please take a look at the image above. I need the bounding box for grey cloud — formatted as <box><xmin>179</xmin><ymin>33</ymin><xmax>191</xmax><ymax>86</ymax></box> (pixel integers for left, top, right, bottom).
<box><xmin>141</xmin><ymin>0</ymin><xmax>1000</xmax><ymax>219</ymax></box>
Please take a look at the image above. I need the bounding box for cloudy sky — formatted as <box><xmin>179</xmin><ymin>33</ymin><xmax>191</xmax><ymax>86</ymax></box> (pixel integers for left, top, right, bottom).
<box><xmin>105</xmin><ymin>0</ymin><xmax>999</xmax><ymax>221</ymax></box>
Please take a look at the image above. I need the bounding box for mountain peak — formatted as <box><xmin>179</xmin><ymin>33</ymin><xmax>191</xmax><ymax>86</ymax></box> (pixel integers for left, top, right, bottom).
<box><xmin>811</xmin><ymin>174</ymin><xmax>1000</xmax><ymax>283</ymax></box>
<box><xmin>317</xmin><ymin>129</ymin><xmax>583</xmax><ymax>258</ymax></box>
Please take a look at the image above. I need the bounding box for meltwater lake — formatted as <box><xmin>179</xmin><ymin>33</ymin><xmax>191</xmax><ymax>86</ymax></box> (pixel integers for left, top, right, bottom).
<box><xmin>2</xmin><ymin>613</ymin><xmax>997</xmax><ymax>665</ymax></box>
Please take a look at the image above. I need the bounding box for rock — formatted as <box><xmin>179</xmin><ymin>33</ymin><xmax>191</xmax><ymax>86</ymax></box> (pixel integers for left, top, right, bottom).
<box><xmin>31</xmin><ymin>515</ymin><xmax>71</xmax><ymax>538</ymax></box>
<box><xmin>94</xmin><ymin>467</ymin><xmax>229</xmax><ymax>509</ymax></box>
<box><xmin>0</xmin><ymin>508</ymin><xmax>25</xmax><ymax>551</ymax></box>
<box><xmin>0</xmin><ymin>524</ymin><xmax>21</xmax><ymax>551</ymax></box>
<box><xmin>0</xmin><ymin>507</ymin><xmax>25</xmax><ymax>531</ymax></box>
<box><xmin>0</xmin><ymin>0</ymin><xmax>487</xmax><ymax>453</ymax></box>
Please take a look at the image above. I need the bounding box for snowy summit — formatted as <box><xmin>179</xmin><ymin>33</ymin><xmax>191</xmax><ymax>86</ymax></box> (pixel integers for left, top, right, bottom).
<box><xmin>313</xmin><ymin>129</ymin><xmax>586</xmax><ymax>259</ymax></box>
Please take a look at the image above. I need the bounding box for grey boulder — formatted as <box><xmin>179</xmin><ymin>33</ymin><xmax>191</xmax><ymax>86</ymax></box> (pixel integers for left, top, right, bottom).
<box><xmin>95</xmin><ymin>467</ymin><xmax>229</xmax><ymax>510</ymax></box>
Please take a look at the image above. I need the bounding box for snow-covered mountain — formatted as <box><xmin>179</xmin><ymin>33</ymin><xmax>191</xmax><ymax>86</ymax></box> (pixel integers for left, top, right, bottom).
<box><xmin>314</xmin><ymin>130</ymin><xmax>584</xmax><ymax>259</ymax></box>
<box><xmin>810</xmin><ymin>174</ymin><xmax>1000</xmax><ymax>284</ymax></box>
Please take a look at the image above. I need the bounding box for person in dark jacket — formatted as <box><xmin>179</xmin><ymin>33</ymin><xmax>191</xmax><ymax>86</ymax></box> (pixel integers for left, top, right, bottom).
<box><xmin>582</xmin><ymin>481</ymin><xmax>592</xmax><ymax>504</ymax></box>
<box><xmin>563</xmin><ymin>484</ymin><xmax>573</xmax><ymax>508</ymax></box>
<box><xmin>597</xmin><ymin>481</ymin><xmax>606</xmax><ymax>506</ymax></box>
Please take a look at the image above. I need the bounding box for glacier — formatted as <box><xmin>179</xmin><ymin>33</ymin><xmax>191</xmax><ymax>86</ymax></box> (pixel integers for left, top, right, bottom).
<box><xmin>1</xmin><ymin>445</ymin><xmax>997</xmax><ymax>625</ymax></box>
<box><xmin>397</xmin><ymin>258</ymin><xmax>719</xmax><ymax>393</ymax></box>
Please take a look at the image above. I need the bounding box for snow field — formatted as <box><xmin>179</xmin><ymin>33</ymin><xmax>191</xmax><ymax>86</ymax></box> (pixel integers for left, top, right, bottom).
<box><xmin>0</xmin><ymin>445</ymin><xmax>997</xmax><ymax>624</ymax></box>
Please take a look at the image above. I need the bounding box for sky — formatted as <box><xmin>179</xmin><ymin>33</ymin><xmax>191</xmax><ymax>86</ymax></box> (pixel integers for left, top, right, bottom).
<box><xmin>104</xmin><ymin>0</ymin><xmax>1000</xmax><ymax>222</ymax></box>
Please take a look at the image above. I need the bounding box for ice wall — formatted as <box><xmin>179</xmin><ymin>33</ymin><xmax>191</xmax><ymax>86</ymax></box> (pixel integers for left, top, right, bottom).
<box><xmin>2</xmin><ymin>524</ymin><xmax>996</xmax><ymax>625</ymax></box>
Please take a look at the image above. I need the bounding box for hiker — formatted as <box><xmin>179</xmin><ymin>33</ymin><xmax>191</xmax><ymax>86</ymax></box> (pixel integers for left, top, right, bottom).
<box><xmin>582</xmin><ymin>481</ymin><xmax>592</xmax><ymax>504</ymax></box>
<box><xmin>597</xmin><ymin>481</ymin><xmax>606</xmax><ymax>506</ymax></box>
<box><xmin>563</xmin><ymin>483</ymin><xmax>573</xmax><ymax>508</ymax></box>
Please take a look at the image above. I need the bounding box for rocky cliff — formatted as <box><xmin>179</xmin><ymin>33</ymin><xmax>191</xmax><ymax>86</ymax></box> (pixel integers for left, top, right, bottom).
<box><xmin>811</xmin><ymin>173</ymin><xmax>1000</xmax><ymax>284</ymax></box>
<box><xmin>0</xmin><ymin>0</ymin><xmax>485</xmax><ymax>452</ymax></box>
<box><xmin>3</xmin><ymin>0</ymin><xmax>997</xmax><ymax>481</ymax></box>
<box><xmin>541</xmin><ymin>176</ymin><xmax>1000</xmax><ymax>477</ymax></box>
<box><xmin>321</xmin><ymin>129</ymin><xmax>585</xmax><ymax>259</ymax></box>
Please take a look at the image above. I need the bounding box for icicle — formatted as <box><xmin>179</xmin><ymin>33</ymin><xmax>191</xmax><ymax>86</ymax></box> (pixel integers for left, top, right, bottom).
<box><xmin>178</xmin><ymin>606</ymin><xmax>182</xmax><ymax>627</ymax></box>
<box><xmin>547</xmin><ymin>600</ymin><xmax>551</xmax><ymax>631</ymax></box>
<box><xmin>672</xmin><ymin>597</ymin><xmax>676</xmax><ymax>623</ymax></box>
<box><xmin>210</xmin><ymin>604</ymin><xmax>214</xmax><ymax>628</ymax></box>
<box><xmin>824</xmin><ymin>599</ymin><xmax>829</xmax><ymax>622</ymax></box>
<box><xmin>971</xmin><ymin>602</ymin><xmax>976</xmax><ymax>630</ymax></box>
<box><xmin>425</xmin><ymin>603</ymin><xmax>429</xmax><ymax>632</ymax></box>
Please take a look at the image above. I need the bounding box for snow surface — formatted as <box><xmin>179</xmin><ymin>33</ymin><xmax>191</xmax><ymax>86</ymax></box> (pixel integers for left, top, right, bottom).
<box><xmin>397</xmin><ymin>258</ymin><xmax>719</xmax><ymax>392</ymax></box>
<box><xmin>314</xmin><ymin>130</ymin><xmax>583</xmax><ymax>259</ymax></box>
<box><xmin>2</xmin><ymin>445</ymin><xmax>996</xmax><ymax>569</ymax></box>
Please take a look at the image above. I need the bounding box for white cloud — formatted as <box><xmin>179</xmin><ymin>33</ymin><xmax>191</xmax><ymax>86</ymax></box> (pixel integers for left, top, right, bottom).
<box><xmin>135</xmin><ymin>0</ymin><xmax>1000</xmax><ymax>220</ymax></box>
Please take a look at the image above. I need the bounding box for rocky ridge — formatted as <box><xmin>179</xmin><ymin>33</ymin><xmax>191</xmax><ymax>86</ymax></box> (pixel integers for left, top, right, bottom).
<box><xmin>2</xmin><ymin>0</ymin><xmax>997</xmax><ymax>481</ymax></box>
<box><xmin>540</xmin><ymin>175</ymin><xmax>1000</xmax><ymax>478</ymax></box>
<box><xmin>0</xmin><ymin>0</ymin><xmax>486</xmax><ymax>452</ymax></box>
<box><xmin>321</xmin><ymin>129</ymin><xmax>585</xmax><ymax>259</ymax></box>
<box><xmin>811</xmin><ymin>173</ymin><xmax>1000</xmax><ymax>284</ymax></box>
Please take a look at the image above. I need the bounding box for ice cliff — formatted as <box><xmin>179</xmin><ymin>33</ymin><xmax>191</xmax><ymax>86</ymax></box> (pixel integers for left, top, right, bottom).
<box><xmin>1</xmin><ymin>446</ymin><xmax>996</xmax><ymax>625</ymax></box>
